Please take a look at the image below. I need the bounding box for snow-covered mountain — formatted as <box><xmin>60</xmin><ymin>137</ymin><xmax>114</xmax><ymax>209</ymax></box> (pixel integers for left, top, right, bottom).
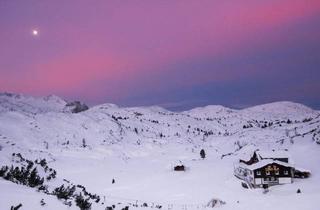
<box><xmin>0</xmin><ymin>93</ymin><xmax>319</xmax><ymax>210</ymax></box>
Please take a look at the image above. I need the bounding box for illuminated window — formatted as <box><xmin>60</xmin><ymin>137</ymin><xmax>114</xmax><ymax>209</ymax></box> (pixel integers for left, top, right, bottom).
<box><xmin>274</xmin><ymin>166</ymin><xmax>280</xmax><ymax>175</ymax></box>
<box><xmin>256</xmin><ymin>171</ymin><xmax>261</xmax><ymax>175</ymax></box>
<box><xmin>266</xmin><ymin>171</ymin><xmax>270</xmax><ymax>175</ymax></box>
<box><xmin>284</xmin><ymin>170</ymin><xmax>289</xmax><ymax>175</ymax></box>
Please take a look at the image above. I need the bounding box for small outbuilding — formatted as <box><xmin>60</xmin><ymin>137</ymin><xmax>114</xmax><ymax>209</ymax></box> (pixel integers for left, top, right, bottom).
<box><xmin>174</xmin><ymin>165</ymin><xmax>185</xmax><ymax>171</ymax></box>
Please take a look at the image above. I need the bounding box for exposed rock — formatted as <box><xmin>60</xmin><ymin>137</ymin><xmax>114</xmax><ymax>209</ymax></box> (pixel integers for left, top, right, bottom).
<box><xmin>65</xmin><ymin>101</ymin><xmax>89</xmax><ymax>113</ymax></box>
<box><xmin>206</xmin><ymin>198</ymin><xmax>226</xmax><ymax>208</ymax></box>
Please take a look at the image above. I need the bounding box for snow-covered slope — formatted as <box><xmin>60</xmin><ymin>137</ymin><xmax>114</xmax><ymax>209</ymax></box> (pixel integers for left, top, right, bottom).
<box><xmin>0</xmin><ymin>93</ymin><xmax>319</xmax><ymax>210</ymax></box>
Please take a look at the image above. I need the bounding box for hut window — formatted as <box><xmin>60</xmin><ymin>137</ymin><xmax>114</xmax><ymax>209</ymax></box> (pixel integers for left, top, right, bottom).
<box><xmin>256</xmin><ymin>171</ymin><xmax>261</xmax><ymax>175</ymax></box>
<box><xmin>266</xmin><ymin>171</ymin><xmax>270</xmax><ymax>175</ymax></box>
<box><xmin>284</xmin><ymin>170</ymin><xmax>289</xmax><ymax>175</ymax></box>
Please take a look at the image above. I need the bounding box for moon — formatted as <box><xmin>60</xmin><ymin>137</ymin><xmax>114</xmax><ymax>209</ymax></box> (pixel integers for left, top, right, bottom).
<box><xmin>32</xmin><ymin>29</ymin><xmax>39</xmax><ymax>36</ymax></box>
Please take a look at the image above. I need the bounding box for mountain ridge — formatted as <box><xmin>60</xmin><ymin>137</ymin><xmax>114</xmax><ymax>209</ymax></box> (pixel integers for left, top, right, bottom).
<box><xmin>0</xmin><ymin>92</ymin><xmax>319</xmax><ymax>151</ymax></box>
<box><xmin>1</xmin><ymin>92</ymin><xmax>318</xmax><ymax>115</ymax></box>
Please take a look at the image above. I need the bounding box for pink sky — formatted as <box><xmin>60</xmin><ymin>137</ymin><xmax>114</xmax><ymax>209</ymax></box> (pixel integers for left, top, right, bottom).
<box><xmin>1</xmin><ymin>0</ymin><xmax>320</xmax><ymax>109</ymax></box>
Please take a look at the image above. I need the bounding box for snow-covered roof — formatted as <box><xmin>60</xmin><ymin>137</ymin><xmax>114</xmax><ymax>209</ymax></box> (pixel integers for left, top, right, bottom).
<box><xmin>238</xmin><ymin>150</ymin><xmax>290</xmax><ymax>163</ymax></box>
<box><xmin>294</xmin><ymin>167</ymin><xmax>311</xmax><ymax>173</ymax></box>
<box><xmin>240</xmin><ymin>159</ymin><xmax>294</xmax><ymax>171</ymax></box>
<box><xmin>258</xmin><ymin>150</ymin><xmax>290</xmax><ymax>159</ymax></box>
<box><xmin>237</xmin><ymin>145</ymin><xmax>258</xmax><ymax>161</ymax></box>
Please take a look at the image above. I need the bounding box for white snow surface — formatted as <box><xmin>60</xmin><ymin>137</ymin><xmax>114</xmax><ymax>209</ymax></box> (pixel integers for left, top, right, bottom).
<box><xmin>0</xmin><ymin>93</ymin><xmax>320</xmax><ymax>210</ymax></box>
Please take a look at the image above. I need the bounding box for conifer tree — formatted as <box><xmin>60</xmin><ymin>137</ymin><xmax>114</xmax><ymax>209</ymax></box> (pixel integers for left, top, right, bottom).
<box><xmin>200</xmin><ymin>149</ymin><xmax>206</xmax><ymax>159</ymax></box>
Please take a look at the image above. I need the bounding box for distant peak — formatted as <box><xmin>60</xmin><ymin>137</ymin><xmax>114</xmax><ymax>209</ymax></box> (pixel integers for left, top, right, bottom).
<box><xmin>0</xmin><ymin>92</ymin><xmax>22</xmax><ymax>99</ymax></box>
<box><xmin>242</xmin><ymin>101</ymin><xmax>314</xmax><ymax>114</ymax></box>
<box><xmin>42</xmin><ymin>94</ymin><xmax>66</xmax><ymax>103</ymax></box>
<box><xmin>186</xmin><ymin>104</ymin><xmax>235</xmax><ymax>114</ymax></box>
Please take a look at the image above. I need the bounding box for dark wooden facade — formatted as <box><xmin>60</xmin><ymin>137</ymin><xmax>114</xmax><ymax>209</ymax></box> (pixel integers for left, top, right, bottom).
<box><xmin>254</xmin><ymin>163</ymin><xmax>292</xmax><ymax>178</ymax></box>
<box><xmin>253</xmin><ymin>162</ymin><xmax>293</xmax><ymax>185</ymax></box>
